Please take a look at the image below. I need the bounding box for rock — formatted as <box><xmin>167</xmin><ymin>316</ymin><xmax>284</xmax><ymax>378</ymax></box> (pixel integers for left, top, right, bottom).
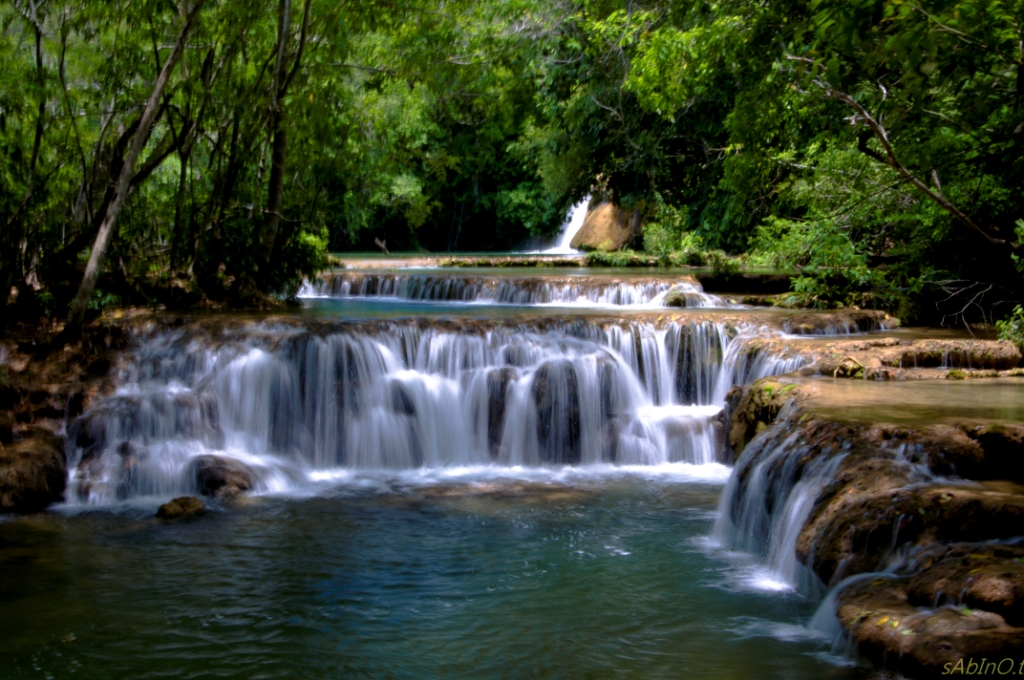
<box><xmin>0</xmin><ymin>436</ymin><xmax>66</xmax><ymax>513</ymax></box>
<box><xmin>569</xmin><ymin>202</ymin><xmax>640</xmax><ymax>251</ymax></box>
<box><xmin>486</xmin><ymin>367</ymin><xmax>517</xmax><ymax>458</ymax></box>
<box><xmin>390</xmin><ymin>381</ymin><xmax>416</xmax><ymax>415</ymax></box>
<box><xmin>802</xmin><ymin>478</ymin><xmax>1024</xmax><ymax>584</ymax></box>
<box><xmin>532</xmin><ymin>361</ymin><xmax>581</xmax><ymax>464</ymax></box>
<box><xmin>725</xmin><ymin>379</ymin><xmax>803</xmax><ymax>453</ymax></box>
<box><xmin>156</xmin><ymin>495</ymin><xmax>206</xmax><ymax>520</ymax></box>
<box><xmin>0</xmin><ymin>411</ymin><xmax>14</xmax><ymax>445</ymax></box>
<box><xmin>189</xmin><ymin>455</ymin><xmax>255</xmax><ymax>498</ymax></box>
<box><xmin>837</xmin><ymin>578</ymin><xmax>1024</xmax><ymax>678</ymax></box>
<box><xmin>662</xmin><ymin>287</ymin><xmax>708</xmax><ymax>308</ymax></box>
<box><xmin>0</xmin><ymin>383</ymin><xmax>19</xmax><ymax>410</ymax></box>
<box><xmin>783</xmin><ymin>309</ymin><xmax>896</xmax><ymax>336</ymax></box>
<box><xmin>906</xmin><ymin>545</ymin><xmax>1024</xmax><ymax>626</ymax></box>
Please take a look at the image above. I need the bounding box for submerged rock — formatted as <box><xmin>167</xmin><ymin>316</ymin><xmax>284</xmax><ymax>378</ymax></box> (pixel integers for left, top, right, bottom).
<box><xmin>0</xmin><ymin>435</ymin><xmax>66</xmax><ymax>513</ymax></box>
<box><xmin>156</xmin><ymin>495</ymin><xmax>206</xmax><ymax>520</ymax></box>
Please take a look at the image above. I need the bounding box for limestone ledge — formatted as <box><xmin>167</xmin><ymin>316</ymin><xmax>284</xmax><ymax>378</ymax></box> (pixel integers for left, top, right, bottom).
<box><xmin>741</xmin><ymin>335</ymin><xmax>1023</xmax><ymax>380</ymax></box>
<box><xmin>725</xmin><ymin>377</ymin><xmax>1024</xmax><ymax>677</ymax></box>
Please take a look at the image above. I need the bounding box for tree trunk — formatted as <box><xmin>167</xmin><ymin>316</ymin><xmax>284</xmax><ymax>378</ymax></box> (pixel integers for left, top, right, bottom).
<box><xmin>63</xmin><ymin>0</ymin><xmax>204</xmax><ymax>340</ymax></box>
<box><xmin>257</xmin><ymin>0</ymin><xmax>293</xmax><ymax>269</ymax></box>
<box><xmin>257</xmin><ymin>0</ymin><xmax>311</xmax><ymax>274</ymax></box>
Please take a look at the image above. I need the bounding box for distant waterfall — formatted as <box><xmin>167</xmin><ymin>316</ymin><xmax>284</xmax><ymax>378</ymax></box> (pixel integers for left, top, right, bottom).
<box><xmin>65</xmin><ymin>319</ymin><xmax>804</xmax><ymax>504</ymax></box>
<box><xmin>542</xmin><ymin>198</ymin><xmax>590</xmax><ymax>254</ymax></box>
<box><xmin>299</xmin><ymin>273</ymin><xmax>731</xmax><ymax>308</ymax></box>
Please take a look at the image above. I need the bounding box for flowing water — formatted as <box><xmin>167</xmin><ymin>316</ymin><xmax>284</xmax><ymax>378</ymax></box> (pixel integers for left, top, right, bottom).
<box><xmin>0</xmin><ymin>265</ymin><xmax>899</xmax><ymax>678</ymax></box>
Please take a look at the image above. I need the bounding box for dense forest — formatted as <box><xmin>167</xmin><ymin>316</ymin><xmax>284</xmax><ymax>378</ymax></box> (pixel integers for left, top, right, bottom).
<box><xmin>1</xmin><ymin>0</ymin><xmax>1021</xmax><ymax>328</ymax></box>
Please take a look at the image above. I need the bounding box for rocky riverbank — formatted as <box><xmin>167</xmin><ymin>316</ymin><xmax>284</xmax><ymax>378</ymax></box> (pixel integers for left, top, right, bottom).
<box><xmin>724</xmin><ymin>359</ymin><xmax>1024</xmax><ymax>677</ymax></box>
<box><xmin>0</xmin><ymin>324</ymin><xmax>127</xmax><ymax>513</ymax></box>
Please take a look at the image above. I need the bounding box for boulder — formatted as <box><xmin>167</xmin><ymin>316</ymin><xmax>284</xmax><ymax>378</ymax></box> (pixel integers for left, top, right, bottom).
<box><xmin>0</xmin><ymin>436</ymin><xmax>66</xmax><ymax>513</ymax></box>
<box><xmin>189</xmin><ymin>455</ymin><xmax>255</xmax><ymax>498</ymax></box>
<box><xmin>569</xmin><ymin>202</ymin><xmax>640</xmax><ymax>252</ymax></box>
<box><xmin>156</xmin><ymin>495</ymin><xmax>206</xmax><ymax>520</ymax></box>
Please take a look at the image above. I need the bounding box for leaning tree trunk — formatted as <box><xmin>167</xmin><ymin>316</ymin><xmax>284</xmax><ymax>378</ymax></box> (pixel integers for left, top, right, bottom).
<box><xmin>63</xmin><ymin>0</ymin><xmax>204</xmax><ymax>339</ymax></box>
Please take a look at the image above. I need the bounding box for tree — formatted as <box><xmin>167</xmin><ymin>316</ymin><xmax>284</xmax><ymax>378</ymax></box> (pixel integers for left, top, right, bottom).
<box><xmin>63</xmin><ymin>0</ymin><xmax>205</xmax><ymax>339</ymax></box>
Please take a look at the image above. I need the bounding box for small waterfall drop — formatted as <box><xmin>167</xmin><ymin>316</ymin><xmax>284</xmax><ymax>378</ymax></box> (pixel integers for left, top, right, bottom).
<box><xmin>540</xmin><ymin>197</ymin><xmax>590</xmax><ymax>254</ymax></box>
<box><xmin>712</xmin><ymin>412</ymin><xmax>848</xmax><ymax>594</ymax></box>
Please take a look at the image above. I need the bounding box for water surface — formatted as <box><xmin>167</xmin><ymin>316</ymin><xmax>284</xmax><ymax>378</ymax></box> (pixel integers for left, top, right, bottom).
<box><xmin>0</xmin><ymin>473</ymin><xmax>870</xmax><ymax>679</ymax></box>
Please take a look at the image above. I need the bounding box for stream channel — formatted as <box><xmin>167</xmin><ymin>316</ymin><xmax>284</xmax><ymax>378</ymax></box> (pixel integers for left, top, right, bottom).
<box><xmin>1</xmin><ymin>263</ymin><xmax>922</xmax><ymax>679</ymax></box>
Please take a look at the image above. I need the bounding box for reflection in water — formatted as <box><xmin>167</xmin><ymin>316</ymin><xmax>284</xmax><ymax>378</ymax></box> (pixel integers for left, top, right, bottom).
<box><xmin>799</xmin><ymin>376</ymin><xmax>1024</xmax><ymax>425</ymax></box>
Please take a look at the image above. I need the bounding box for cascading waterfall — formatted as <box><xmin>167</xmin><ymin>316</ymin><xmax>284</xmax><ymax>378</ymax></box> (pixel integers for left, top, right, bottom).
<box><xmin>712</xmin><ymin>408</ymin><xmax>849</xmax><ymax>594</ymax></box>
<box><xmin>299</xmin><ymin>272</ymin><xmax>730</xmax><ymax>308</ymax></box>
<box><xmin>65</xmin><ymin>319</ymin><xmax>803</xmax><ymax>504</ymax></box>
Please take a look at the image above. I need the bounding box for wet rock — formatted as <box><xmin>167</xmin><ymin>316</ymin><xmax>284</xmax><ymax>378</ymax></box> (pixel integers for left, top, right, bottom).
<box><xmin>783</xmin><ymin>309</ymin><xmax>896</xmax><ymax>336</ymax></box>
<box><xmin>532</xmin><ymin>361</ymin><xmax>581</xmax><ymax>464</ymax></box>
<box><xmin>837</xmin><ymin>578</ymin><xmax>1024</xmax><ymax>678</ymax></box>
<box><xmin>156</xmin><ymin>495</ymin><xmax>206</xmax><ymax>520</ymax></box>
<box><xmin>964</xmin><ymin>424</ymin><xmax>1024</xmax><ymax>483</ymax></box>
<box><xmin>189</xmin><ymin>455</ymin><xmax>255</xmax><ymax>498</ymax></box>
<box><xmin>569</xmin><ymin>201</ymin><xmax>640</xmax><ymax>252</ymax></box>
<box><xmin>725</xmin><ymin>379</ymin><xmax>803</xmax><ymax>453</ymax></box>
<box><xmin>390</xmin><ymin>381</ymin><xmax>416</xmax><ymax>416</ymax></box>
<box><xmin>809</xmin><ymin>338</ymin><xmax>1021</xmax><ymax>379</ymax></box>
<box><xmin>906</xmin><ymin>545</ymin><xmax>1024</xmax><ymax>626</ymax></box>
<box><xmin>0</xmin><ymin>383</ymin><xmax>19</xmax><ymax>411</ymax></box>
<box><xmin>0</xmin><ymin>436</ymin><xmax>66</xmax><ymax>513</ymax></box>
<box><xmin>802</xmin><ymin>478</ymin><xmax>1024</xmax><ymax>584</ymax></box>
<box><xmin>881</xmin><ymin>340</ymin><xmax>1022</xmax><ymax>370</ymax></box>
<box><xmin>486</xmin><ymin>368</ymin><xmax>517</xmax><ymax>458</ymax></box>
<box><xmin>662</xmin><ymin>288</ymin><xmax>707</xmax><ymax>308</ymax></box>
<box><xmin>84</xmin><ymin>355</ymin><xmax>112</xmax><ymax>378</ymax></box>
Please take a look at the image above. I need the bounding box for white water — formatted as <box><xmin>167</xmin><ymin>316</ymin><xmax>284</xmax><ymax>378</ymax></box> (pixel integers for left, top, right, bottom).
<box><xmin>539</xmin><ymin>197</ymin><xmax>590</xmax><ymax>254</ymax></box>
<box><xmin>65</xmin><ymin>319</ymin><xmax>804</xmax><ymax>504</ymax></box>
<box><xmin>299</xmin><ymin>272</ymin><xmax>731</xmax><ymax>308</ymax></box>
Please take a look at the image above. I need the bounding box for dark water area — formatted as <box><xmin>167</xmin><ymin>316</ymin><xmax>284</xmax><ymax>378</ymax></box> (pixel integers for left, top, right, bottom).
<box><xmin>0</xmin><ymin>475</ymin><xmax>871</xmax><ymax>679</ymax></box>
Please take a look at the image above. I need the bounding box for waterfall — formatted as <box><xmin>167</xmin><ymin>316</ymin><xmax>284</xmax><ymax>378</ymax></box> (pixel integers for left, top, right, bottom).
<box><xmin>541</xmin><ymin>197</ymin><xmax>590</xmax><ymax>254</ymax></box>
<box><xmin>65</xmin><ymin>318</ymin><xmax>804</xmax><ymax>504</ymax></box>
<box><xmin>712</xmin><ymin>407</ymin><xmax>848</xmax><ymax>594</ymax></box>
<box><xmin>299</xmin><ymin>272</ymin><xmax>731</xmax><ymax>308</ymax></box>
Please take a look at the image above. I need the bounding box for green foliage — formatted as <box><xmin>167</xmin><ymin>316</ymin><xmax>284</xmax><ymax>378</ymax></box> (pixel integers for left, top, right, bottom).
<box><xmin>0</xmin><ymin>0</ymin><xmax>1021</xmax><ymax>322</ymax></box>
<box><xmin>87</xmin><ymin>290</ymin><xmax>121</xmax><ymax>312</ymax></box>
<box><xmin>996</xmin><ymin>306</ymin><xmax>1024</xmax><ymax>351</ymax></box>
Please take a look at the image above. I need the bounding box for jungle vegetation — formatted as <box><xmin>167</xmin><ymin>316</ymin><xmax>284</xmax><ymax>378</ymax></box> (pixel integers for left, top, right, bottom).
<box><xmin>0</xmin><ymin>0</ymin><xmax>1021</xmax><ymax>328</ymax></box>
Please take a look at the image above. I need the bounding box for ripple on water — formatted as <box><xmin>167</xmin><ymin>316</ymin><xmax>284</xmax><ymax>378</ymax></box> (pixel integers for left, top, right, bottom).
<box><xmin>0</xmin><ymin>475</ymin><xmax>871</xmax><ymax>680</ymax></box>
